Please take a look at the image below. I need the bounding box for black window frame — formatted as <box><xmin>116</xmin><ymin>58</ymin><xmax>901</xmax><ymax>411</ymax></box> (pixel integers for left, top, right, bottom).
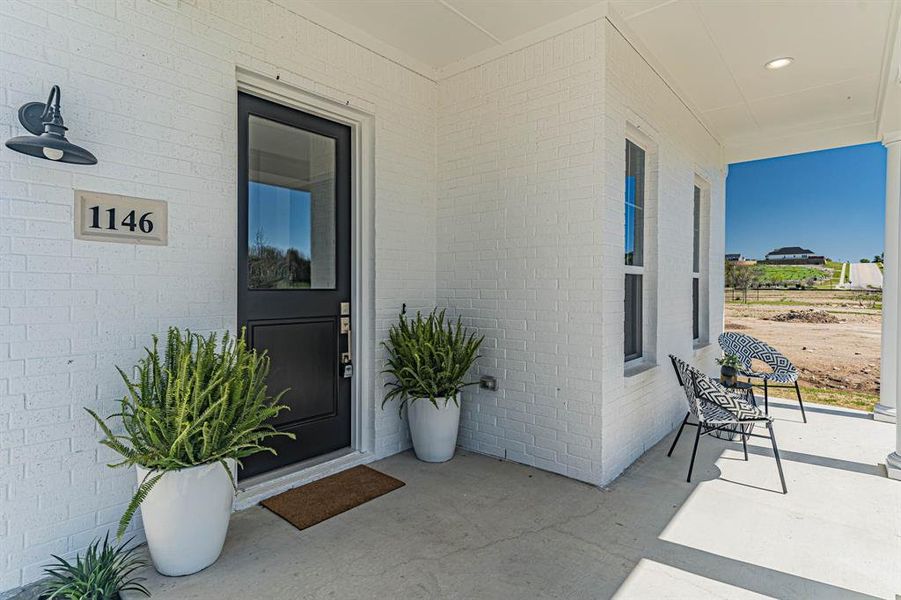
<box><xmin>625</xmin><ymin>139</ymin><xmax>646</xmax><ymax>362</ymax></box>
<box><xmin>625</xmin><ymin>273</ymin><xmax>643</xmax><ymax>361</ymax></box>
<box><xmin>692</xmin><ymin>184</ymin><xmax>701</xmax><ymax>341</ymax></box>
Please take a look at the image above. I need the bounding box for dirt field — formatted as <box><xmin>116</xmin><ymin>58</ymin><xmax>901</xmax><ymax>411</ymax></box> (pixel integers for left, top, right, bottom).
<box><xmin>724</xmin><ymin>289</ymin><xmax>881</xmax><ymax>410</ymax></box>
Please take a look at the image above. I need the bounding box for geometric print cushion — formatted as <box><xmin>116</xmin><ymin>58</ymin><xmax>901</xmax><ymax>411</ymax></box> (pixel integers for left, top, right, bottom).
<box><xmin>693</xmin><ymin>372</ymin><xmax>771</xmax><ymax>422</ymax></box>
<box><xmin>669</xmin><ymin>355</ymin><xmax>700</xmax><ymax>418</ymax></box>
<box><xmin>740</xmin><ymin>367</ymin><xmax>797</xmax><ymax>384</ymax></box>
<box><xmin>718</xmin><ymin>331</ymin><xmax>754</xmax><ymax>369</ymax></box>
<box><xmin>719</xmin><ymin>331</ymin><xmax>798</xmax><ymax>383</ymax></box>
<box><xmin>696</xmin><ymin>399</ymin><xmax>741</xmax><ymax>425</ymax></box>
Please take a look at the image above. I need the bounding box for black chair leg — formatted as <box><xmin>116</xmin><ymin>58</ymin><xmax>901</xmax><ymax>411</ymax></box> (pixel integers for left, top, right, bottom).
<box><xmin>741</xmin><ymin>425</ymin><xmax>748</xmax><ymax>461</ymax></box>
<box><xmin>668</xmin><ymin>413</ymin><xmax>690</xmax><ymax>457</ymax></box>
<box><xmin>764</xmin><ymin>379</ymin><xmax>769</xmax><ymax>414</ymax></box>
<box><xmin>687</xmin><ymin>422</ymin><xmax>702</xmax><ymax>483</ymax></box>
<box><xmin>795</xmin><ymin>381</ymin><xmax>807</xmax><ymax>423</ymax></box>
<box><xmin>767</xmin><ymin>422</ymin><xmax>787</xmax><ymax>494</ymax></box>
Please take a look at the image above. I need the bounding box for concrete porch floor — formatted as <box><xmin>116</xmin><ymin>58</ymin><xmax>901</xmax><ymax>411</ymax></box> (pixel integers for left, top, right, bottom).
<box><xmin>138</xmin><ymin>400</ymin><xmax>900</xmax><ymax>599</ymax></box>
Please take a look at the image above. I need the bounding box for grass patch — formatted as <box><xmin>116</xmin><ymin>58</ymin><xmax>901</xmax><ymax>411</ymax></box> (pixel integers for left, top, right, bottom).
<box><xmin>824</xmin><ymin>309</ymin><xmax>881</xmax><ymax>316</ymax></box>
<box><xmin>797</xmin><ymin>386</ymin><xmax>877</xmax><ymax>412</ymax></box>
<box><xmin>726</xmin><ymin>299</ymin><xmax>805</xmax><ymax>306</ymax></box>
<box><xmin>820</xmin><ymin>260</ymin><xmax>845</xmax><ymax>289</ymax></box>
<box><xmin>755</xmin><ymin>265</ymin><xmax>830</xmax><ymax>284</ymax></box>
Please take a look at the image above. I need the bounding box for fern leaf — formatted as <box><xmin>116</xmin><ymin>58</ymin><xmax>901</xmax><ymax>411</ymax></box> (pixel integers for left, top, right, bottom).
<box><xmin>118</xmin><ymin>471</ymin><xmax>163</xmax><ymax>538</ymax></box>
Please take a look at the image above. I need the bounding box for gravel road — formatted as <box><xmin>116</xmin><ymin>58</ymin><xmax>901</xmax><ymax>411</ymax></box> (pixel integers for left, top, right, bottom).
<box><xmin>849</xmin><ymin>262</ymin><xmax>883</xmax><ymax>289</ymax></box>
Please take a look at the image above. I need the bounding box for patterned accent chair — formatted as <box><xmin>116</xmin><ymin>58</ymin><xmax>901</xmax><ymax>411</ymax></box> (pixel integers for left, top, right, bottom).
<box><xmin>668</xmin><ymin>355</ymin><xmax>787</xmax><ymax>493</ymax></box>
<box><xmin>718</xmin><ymin>331</ymin><xmax>806</xmax><ymax>423</ymax></box>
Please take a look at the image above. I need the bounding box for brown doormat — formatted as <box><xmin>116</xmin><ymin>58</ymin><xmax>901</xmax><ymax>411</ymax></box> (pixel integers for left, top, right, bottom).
<box><xmin>260</xmin><ymin>465</ymin><xmax>405</xmax><ymax>531</ymax></box>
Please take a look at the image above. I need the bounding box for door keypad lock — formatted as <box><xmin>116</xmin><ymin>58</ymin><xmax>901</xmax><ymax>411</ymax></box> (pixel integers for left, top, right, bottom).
<box><xmin>340</xmin><ymin>306</ymin><xmax>352</xmax><ymax>378</ymax></box>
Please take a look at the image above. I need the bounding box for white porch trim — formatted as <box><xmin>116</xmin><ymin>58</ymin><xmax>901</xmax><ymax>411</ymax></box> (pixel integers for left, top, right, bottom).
<box><xmin>882</xmin><ymin>130</ymin><xmax>901</xmax><ymax>478</ymax></box>
<box><xmin>877</xmin><ymin>131</ymin><xmax>900</xmax><ymax>424</ymax></box>
<box><xmin>235</xmin><ymin>449</ymin><xmax>374</xmax><ymax>509</ymax></box>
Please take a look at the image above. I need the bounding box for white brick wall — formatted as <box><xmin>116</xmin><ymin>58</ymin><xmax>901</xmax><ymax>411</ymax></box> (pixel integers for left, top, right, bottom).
<box><xmin>437</xmin><ymin>22</ymin><xmax>607</xmax><ymax>484</ymax></box>
<box><xmin>0</xmin><ymin>1</ymin><xmax>726</xmax><ymax>592</ymax></box>
<box><xmin>600</xmin><ymin>21</ymin><xmax>725</xmax><ymax>483</ymax></box>
<box><xmin>437</xmin><ymin>19</ymin><xmax>725</xmax><ymax>487</ymax></box>
<box><xmin>0</xmin><ymin>0</ymin><xmax>435</xmax><ymax>589</ymax></box>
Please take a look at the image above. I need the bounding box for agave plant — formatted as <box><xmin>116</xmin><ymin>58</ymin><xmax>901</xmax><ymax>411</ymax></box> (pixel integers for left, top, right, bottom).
<box><xmin>381</xmin><ymin>308</ymin><xmax>483</xmax><ymax>414</ymax></box>
<box><xmin>42</xmin><ymin>534</ymin><xmax>149</xmax><ymax>600</ymax></box>
<box><xmin>86</xmin><ymin>327</ymin><xmax>292</xmax><ymax>537</ymax></box>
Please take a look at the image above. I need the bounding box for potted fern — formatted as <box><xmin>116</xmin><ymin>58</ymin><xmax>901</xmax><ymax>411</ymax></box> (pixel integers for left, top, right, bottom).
<box><xmin>382</xmin><ymin>309</ymin><xmax>483</xmax><ymax>462</ymax></box>
<box><xmin>86</xmin><ymin>328</ymin><xmax>291</xmax><ymax>577</ymax></box>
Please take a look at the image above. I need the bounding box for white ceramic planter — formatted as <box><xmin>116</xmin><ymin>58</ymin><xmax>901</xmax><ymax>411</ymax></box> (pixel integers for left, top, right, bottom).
<box><xmin>407</xmin><ymin>396</ymin><xmax>460</xmax><ymax>462</ymax></box>
<box><xmin>136</xmin><ymin>459</ymin><xmax>236</xmax><ymax>576</ymax></box>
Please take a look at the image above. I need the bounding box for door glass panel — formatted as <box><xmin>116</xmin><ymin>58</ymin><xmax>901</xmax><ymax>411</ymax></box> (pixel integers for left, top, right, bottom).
<box><xmin>247</xmin><ymin>115</ymin><xmax>336</xmax><ymax>289</ymax></box>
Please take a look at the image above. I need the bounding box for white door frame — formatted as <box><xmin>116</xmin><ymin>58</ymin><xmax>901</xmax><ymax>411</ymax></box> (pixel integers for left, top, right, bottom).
<box><xmin>233</xmin><ymin>68</ymin><xmax>377</xmax><ymax>508</ymax></box>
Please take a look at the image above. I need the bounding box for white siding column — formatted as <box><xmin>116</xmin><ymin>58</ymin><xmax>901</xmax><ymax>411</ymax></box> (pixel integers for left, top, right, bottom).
<box><xmin>877</xmin><ymin>134</ymin><xmax>900</xmax><ymax>424</ymax></box>
<box><xmin>882</xmin><ymin>132</ymin><xmax>901</xmax><ymax>480</ymax></box>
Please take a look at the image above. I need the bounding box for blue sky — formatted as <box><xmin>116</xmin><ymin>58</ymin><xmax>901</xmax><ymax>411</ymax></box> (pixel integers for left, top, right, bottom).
<box><xmin>726</xmin><ymin>142</ymin><xmax>886</xmax><ymax>262</ymax></box>
<box><xmin>248</xmin><ymin>182</ymin><xmax>311</xmax><ymax>255</ymax></box>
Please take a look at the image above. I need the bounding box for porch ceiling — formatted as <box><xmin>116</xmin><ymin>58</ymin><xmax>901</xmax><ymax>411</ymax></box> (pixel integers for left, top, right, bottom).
<box><xmin>305</xmin><ymin>0</ymin><xmax>598</xmax><ymax>68</ymax></box>
<box><xmin>610</xmin><ymin>0</ymin><xmax>901</xmax><ymax>163</ymax></box>
<box><xmin>286</xmin><ymin>0</ymin><xmax>900</xmax><ymax>163</ymax></box>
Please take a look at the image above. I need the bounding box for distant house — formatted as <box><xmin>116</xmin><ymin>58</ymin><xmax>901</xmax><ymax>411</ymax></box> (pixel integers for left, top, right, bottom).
<box><xmin>725</xmin><ymin>253</ymin><xmax>743</xmax><ymax>262</ymax></box>
<box><xmin>764</xmin><ymin>246</ymin><xmax>825</xmax><ymax>265</ymax></box>
<box><xmin>766</xmin><ymin>246</ymin><xmax>814</xmax><ymax>260</ymax></box>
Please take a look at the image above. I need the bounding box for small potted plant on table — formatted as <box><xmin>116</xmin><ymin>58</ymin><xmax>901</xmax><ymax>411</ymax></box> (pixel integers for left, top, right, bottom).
<box><xmin>382</xmin><ymin>309</ymin><xmax>483</xmax><ymax>463</ymax></box>
<box><xmin>717</xmin><ymin>353</ymin><xmax>743</xmax><ymax>387</ymax></box>
<box><xmin>86</xmin><ymin>328</ymin><xmax>291</xmax><ymax>577</ymax></box>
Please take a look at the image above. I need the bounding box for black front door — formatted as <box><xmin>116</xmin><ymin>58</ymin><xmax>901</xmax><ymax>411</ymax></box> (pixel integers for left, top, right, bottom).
<box><xmin>237</xmin><ymin>93</ymin><xmax>352</xmax><ymax>480</ymax></box>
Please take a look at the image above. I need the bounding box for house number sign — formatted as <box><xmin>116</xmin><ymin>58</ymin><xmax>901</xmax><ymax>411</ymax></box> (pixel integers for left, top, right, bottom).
<box><xmin>74</xmin><ymin>190</ymin><xmax>168</xmax><ymax>245</ymax></box>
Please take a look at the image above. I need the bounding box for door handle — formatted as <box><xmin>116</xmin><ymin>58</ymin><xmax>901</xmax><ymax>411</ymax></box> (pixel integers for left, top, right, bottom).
<box><xmin>340</xmin><ymin>316</ymin><xmax>351</xmax><ymax>364</ymax></box>
<box><xmin>340</xmin><ymin>301</ymin><xmax>351</xmax><ymax>364</ymax></box>
<box><xmin>340</xmin><ymin>303</ymin><xmax>352</xmax><ymax>378</ymax></box>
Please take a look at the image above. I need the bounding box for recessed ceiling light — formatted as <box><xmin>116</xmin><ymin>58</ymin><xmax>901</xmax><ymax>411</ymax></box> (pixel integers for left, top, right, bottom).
<box><xmin>764</xmin><ymin>57</ymin><xmax>794</xmax><ymax>70</ymax></box>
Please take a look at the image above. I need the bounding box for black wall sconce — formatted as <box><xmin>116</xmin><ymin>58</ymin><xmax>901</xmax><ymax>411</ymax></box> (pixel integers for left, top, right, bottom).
<box><xmin>5</xmin><ymin>85</ymin><xmax>97</xmax><ymax>165</ymax></box>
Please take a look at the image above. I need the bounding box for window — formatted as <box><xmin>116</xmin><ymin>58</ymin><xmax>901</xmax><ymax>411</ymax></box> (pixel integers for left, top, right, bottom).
<box><xmin>691</xmin><ymin>179</ymin><xmax>709</xmax><ymax>345</ymax></box>
<box><xmin>692</xmin><ymin>184</ymin><xmax>701</xmax><ymax>340</ymax></box>
<box><xmin>625</xmin><ymin>273</ymin><xmax>643</xmax><ymax>359</ymax></box>
<box><xmin>625</xmin><ymin>139</ymin><xmax>645</xmax><ymax>361</ymax></box>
